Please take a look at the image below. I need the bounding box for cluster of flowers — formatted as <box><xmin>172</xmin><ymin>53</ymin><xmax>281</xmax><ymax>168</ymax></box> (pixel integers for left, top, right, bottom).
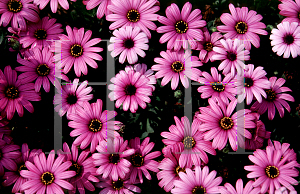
<box><xmin>0</xmin><ymin>0</ymin><xmax>299</xmax><ymax>193</ymax></box>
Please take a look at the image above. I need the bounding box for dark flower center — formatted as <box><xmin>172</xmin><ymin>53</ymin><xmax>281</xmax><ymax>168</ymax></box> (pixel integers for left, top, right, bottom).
<box><xmin>7</xmin><ymin>0</ymin><xmax>22</xmax><ymax>13</ymax></box>
<box><xmin>248</xmin><ymin>128</ymin><xmax>256</xmax><ymax>138</ymax></box>
<box><xmin>36</xmin><ymin>64</ymin><xmax>50</xmax><ymax>76</ymax></box>
<box><xmin>265</xmin><ymin>89</ymin><xmax>276</xmax><ymax>102</ymax></box>
<box><xmin>112</xmin><ymin>178</ymin><xmax>124</xmax><ymax>190</ymax></box>
<box><xmin>70</xmin><ymin>44</ymin><xmax>83</xmax><ymax>57</ymax></box>
<box><xmin>34</xmin><ymin>29</ymin><xmax>47</xmax><ymax>40</ymax></box>
<box><xmin>298</xmin><ymin>12</ymin><xmax>300</xmax><ymax>19</ymax></box>
<box><xmin>109</xmin><ymin>154</ymin><xmax>120</xmax><ymax>164</ymax></box>
<box><xmin>5</xmin><ymin>86</ymin><xmax>19</xmax><ymax>99</ymax></box>
<box><xmin>127</xmin><ymin>9</ymin><xmax>140</xmax><ymax>22</ymax></box>
<box><xmin>123</xmin><ymin>39</ymin><xmax>134</xmax><ymax>49</ymax></box>
<box><xmin>244</xmin><ymin>77</ymin><xmax>253</xmax><ymax>87</ymax></box>
<box><xmin>171</xmin><ymin>61</ymin><xmax>184</xmax><ymax>73</ymax></box>
<box><xmin>88</xmin><ymin>119</ymin><xmax>102</xmax><ymax>132</ymax></box>
<box><xmin>41</xmin><ymin>172</ymin><xmax>54</xmax><ymax>185</ymax></box>
<box><xmin>204</xmin><ymin>42</ymin><xmax>213</xmax><ymax>52</ymax></box>
<box><xmin>124</xmin><ymin>84</ymin><xmax>136</xmax><ymax>96</ymax></box>
<box><xmin>175</xmin><ymin>20</ymin><xmax>188</xmax><ymax>34</ymax></box>
<box><xmin>18</xmin><ymin>164</ymin><xmax>28</xmax><ymax>173</ymax></box>
<box><xmin>192</xmin><ymin>186</ymin><xmax>207</xmax><ymax>194</ymax></box>
<box><xmin>175</xmin><ymin>166</ymin><xmax>186</xmax><ymax>176</ymax></box>
<box><xmin>69</xmin><ymin>162</ymin><xmax>81</xmax><ymax>176</ymax></box>
<box><xmin>265</xmin><ymin>165</ymin><xmax>279</xmax><ymax>179</ymax></box>
<box><xmin>283</xmin><ymin>34</ymin><xmax>294</xmax><ymax>45</ymax></box>
<box><xmin>130</xmin><ymin>153</ymin><xmax>144</xmax><ymax>167</ymax></box>
<box><xmin>183</xmin><ymin>136</ymin><xmax>195</xmax><ymax>149</ymax></box>
<box><xmin>66</xmin><ymin>94</ymin><xmax>78</xmax><ymax>105</ymax></box>
<box><xmin>220</xmin><ymin>117</ymin><xmax>234</xmax><ymax>130</ymax></box>
<box><xmin>235</xmin><ymin>21</ymin><xmax>248</xmax><ymax>34</ymax></box>
<box><xmin>212</xmin><ymin>82</ymin><xmax>225</xmax><ymax>92</ymax></box>
<box><xmin>227</xmin><ymin>52</ymin><xmax>236</xmax><ymax>61</ymax></box>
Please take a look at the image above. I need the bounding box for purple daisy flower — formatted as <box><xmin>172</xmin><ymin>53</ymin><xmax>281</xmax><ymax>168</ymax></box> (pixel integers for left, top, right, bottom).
<box><xmin>219</xmin><ymin>178</ymin><xmax>261</xmax><ymax>194</ymax></box>
<box><xmin>0</xmin><ymin>142</ymin><xmax>21</xmax><ymax>177</ymax></box>
<box><xmin>132</xmin><ymin>63</ymin><xmax>156</xmax><ymax>91</ymax></box>
<box><xmin>279</xmin><ymin>0</ymin><xmax>300</xmax><ymax>24</ymax></box>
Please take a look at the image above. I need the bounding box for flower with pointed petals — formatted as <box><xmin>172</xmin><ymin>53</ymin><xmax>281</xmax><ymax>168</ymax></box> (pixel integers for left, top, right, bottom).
<box><xmin>133</xmin><ymin>63</ymin><xmax>156</xmax><ymax>91</ymax></box>
<box><xmin>219</xmin><ymin>178</ymin><xmax>261</xmax><ymax>194</ymax></box>
<box><xmin>33</xmin><ymin>0</ymin><xmax>75</xmax><ymax>13</ymax></box>
<box><xmin>251</xmin><ymin>77</ymin><xmax>294</xmax><ymax>120</ymax></box>
<box><xmin>0</xmin><ymin>143</ymin><xmax>21</xmax><ymax>177</ymax></box>
<box><xmin>279</xmin><ymin>0</ymin><xmax>300</xmax><ymax>24</ymax></box>
<box><xmin>157</xmin><ymin>2</ymin><xmax>206</xmax><ymax>51</ymax></box>
<box><xmin>217</xmin><ymin>3</ymin><xmax>268</xmax><ymax>50</ymax></box>
<box><xmin>84</xmin><ymin>0</ymin><xmax>111</xmax><ymax>19</ymax></box>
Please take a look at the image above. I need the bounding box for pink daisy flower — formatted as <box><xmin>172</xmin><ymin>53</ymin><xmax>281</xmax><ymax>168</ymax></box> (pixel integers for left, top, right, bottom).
<box><xmin>84</xmin><ymin>0</ymin><xmax>111</xmax><ymax>19</ymax></box>
<box><xmin>2</xmin><ymin>143</ymin><xmax>42</xmax><ymax>193</ymax></box>
<box><xmin>211</xmin><ymin>38</ymin><xmax>250</xmax><ymax>77</ymax></box>
<box><xmin>33</xmin><ymin>0</ymin><xmax>75</xmax><ymax>13</ymax></box>
<box><xmin>0</xmin><ymin>0</ymin><xmax>39</xmax><ymax>31</ymax></box>
<box><xmin>127</xmin><ymin>137</ymin><xmax>161</xmax><ymax>184</ymax></box>
<box><xmin>244</xmin><ymin>146</ymin><xmax>300</xmax><ymax>194</ymax></box>
<box><xmin>279</xmin><ymin>0</ymin><xmax>300</xmax><ymax>24</ymax></box>
<box><xmin>152</xmin><ymin>50</ymin><xmax>202</xmax><ymax>90</ymax></box>
<box><xmin>19</xmin><ymin>16</ymin><xmax>63</xmax><ymax>49</ymax></box>
<box><xmin>92</xmin><ymin>137</ymin><xmax>135</xmax><ymax>181</ymax></box>
<box><xmin>217</xmin><ymin>3</ymin><xmax>268</xmax><ymax>50</ymax></box>
<box><xmin>237</xmin><ymin>64</ymin><xmax>271</xmax><ymax>105</ymax></box>
<box><xmin>251</xmin><ymin>77</ymin><xmax>295</xmax><ymax>120</ymax></box>
<box><xmin>270</xmin><ymin>21</ymin><xmax>300</xmax><ymax>58</ymax></box>
<box><xmin>196</xmin><ymin>97</ymin><xmax>255</xmax><ymax>151</ymax></box>
<box><xmin>161</xmin><ymin>116</ymin><xmax>216</xmax><ymax>168</ymax></box>
<box><xmin>132</xmin><ymin>63</ymin><xmax>156</xmax><ymax>91</ymax></box>
<box><xmin>197</xmin><ymin>28</ymin><xmax>223</xmax><ymax>63</ymax></box>
<box><xmin>0</xmin><ymin>142</ymin><xmax>21</xmax><ymax>177</ymax></box>
<box><xmin>53</xmin><ymin>78</ymin><xmax>93</xmax><ymax>118</ymax></box>
<box><xmin>219</xmin><ymin>178</ymin><xmax>261</xmax><ymax>194</ymax></box>
<box><xmin>197</xmin><ymin>67</ymin><xmax>237</xmax><ymax>105</ymax></box>
<box><xmin>20</xmin><ymin>150</ymin><xmax>76</xmax><ymax>193</ymax></box>
<box><xmin>0</xmin><ymin>65</ymin><xmax>41</xmax><ymax>120</ymax></box>
<box><xmin>57</xmin><ymin>142</ymin><xmax>99</xmax><ymax>194</ymax></box>
<box><xmin>55</xmin><ymin>25</ymin><xmax>103</xmax><ymax>77</ymax></box>
<box><xmin>157</xmin><ymin>2</ymin><xmax>206</xmax><ymax>51</ymax></box>
<box><xmin>108</xmin><ymin>26</ymin><xmax>148</xmax><ymax>64</ymax></box>
<box><xmin>68</xmin><ymin>99</ymin><xmax>122</xmax><ymax>153</ymax></box>
<box><xmin>106</xmin><ymin>0</ymin><xmax>159</xmax><ymax>39</ymax></box>
<box><xmin>108</xmin><ymin>68</ymin><xmax>153</xmax><ymax>113</ymax></box>
<box><xmin>171</xmin><ymin>165</ymin><xmax>222</xmax><ymax>194</ymax></box>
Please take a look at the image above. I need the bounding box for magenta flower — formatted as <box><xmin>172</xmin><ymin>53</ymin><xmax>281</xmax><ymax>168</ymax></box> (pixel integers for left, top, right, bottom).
<box><xmin>53</xmin><ymin>78</ymin><xmax>93</xmax><ymax>118</ymax></box>
<box><xmin>157</xmin><ymin>2</ymin><xmax>206</xmax><ymax>51</ymax></box>
<box><xmin>57</xmin><ymin>142</ymin><xmax>99</xmax><ymax>194</ymax></box>
<box><xmin>132</xmin><ymin>63</ymin><xmax>156</xmax><ymax>91</ymax></box>
<box><xmin>219</xmin><ymin>178</ymin><xmax>261</xmax><ymax>194</ymax></box>
<box><xmin>33</xmin><ymin>0</ymin><xmax>75</xmax><ymax>13</ymax></box>
<box><xmin>0</xmin><ymin>65</ymin><xmax>41</xmax><ymax>120</ymax></box>
<box><xmin>270</xmin><ymin>22</ymin><xmax>300</xmax><ymax>58</ymax></box>
<box><xmin>108</xmin><ymin>26</ymin><xmax>148</xmax><ymax>64</ymax></box>
<box><xmin>0</xmin><ymin>143</ymin><xmax>21</xmax><ymax>177</ymax></box>
<box><xmin>211</xmin><ymin>38</ymin><xmax>250</xmax><ymax>77</ymax></box>
<box><xmin>106</xmin><ymin>0</ymin><xmax>159</xmax><ymax>39</ymax></box>
<box><xmin>171</xmin><ymin>165</ymin><xmax>222</xmax><ymax>194</ymax></box>
<box><xmin>84</xmin><ymin>0</ymin><xmax>111</xmax><ymax>19</ymax></box>
<box><xmin>20</xmin><ymin>150</ymin><xmax>76</xmax><ymax>193</ymax></box>
<box><xmin>279</xmin><ymin>0</ymin><xmax>300</xmax><ymax>24</ymax></box>
<box><xmin>237</xmin><ymin>64</ymin><xmax>271</xmax><ymax>105</ymax></box>
<box><xmin>127</xmin><ymin>137</ymin><xmax>161</xmax><ymax>183</ymax></box>
<box><xmin>152</xmin><ymin>50</ymin><xmax>202</xmax><ymax>90</ymax></box>
<box><xmin>92</xmin><ymin>137</ymin><xmax>135</xmax><ymax>181</ymax></box>
<box><xmin>217</xmin><ymin>3</ymin><xmax>268</xmax><ymax>50</ymax></box>
<box><xmin>68</xmin><ymin>99</ymin><xmax>122</xmax><ymax>153</ymax></box>
<box><xmin>197</xmin><ymin>67</ymin><xmax>237</xmax><ymax>105</ymax></box>
<box><xmin>0</xmin><ymin>0</ymin><xmax>39</xmax><ymax>31</ymax></box>
<box><xmin>251</xmin><ymin>77</ymin><xmax>295</xmax><ymax>120</ymax></box>
<box><xmin>244</xmin><ymin>146</ymin><xmax>299</xmax><ymax>194</ymax></box>
<box><xmin>108</xmin><ymin>68</ymin><xmax>153</xmax><ymax>113</ymax></box>
<box><xmin>19</xmin><ymin>16</ymin><xmax>63</xmax><ymax>49</ymax></box>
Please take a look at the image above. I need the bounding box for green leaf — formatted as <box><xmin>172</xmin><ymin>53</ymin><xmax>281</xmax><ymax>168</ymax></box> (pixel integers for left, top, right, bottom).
<box><xmin>146</xmin><ymin>118</ymin><xmax>154</xmax><ymax>133</ymax></box>
<box><xmin>141</xmin><ymin>132</ymin><xmax>148</xmax><ymax>139</ymax></box>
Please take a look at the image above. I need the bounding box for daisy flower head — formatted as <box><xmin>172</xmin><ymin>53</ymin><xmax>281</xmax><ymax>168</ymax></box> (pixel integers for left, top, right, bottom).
<box><xmin>244</xmin><ymin>146</ymin><xmax>300</xmax><ymax>194</ymax></box>
<box><xmin>68</xmin><ymin>99</ymin><xmax>122</xmax><ymax>153</ymax></box>
<box><xmin>197</xmin><ymin>67</ymin><xmax>237</xmax><ymax>105</ymax></box>
<box><xmin>251</xmin><ymin>77</ymin><xmax>295</xmax><ymax>120</ymax></box>
<box><xmin>0</xmin><ymin>0</ymin><xmax>39</xmax><ymax>31</ymax></box>
<box><xmin>217</xmin><ymin>3</ymin><xmax>268</xmax><ymax>50</ymax></box>
<box><xmin>219</xmin><ymin>179</ymin><xmax>261</xmax><ymax>194</ymax></box>
<box><xmin>157</xmin><ymin>2</ymin><xmax>206</xmax><ymax>51</ymax></box>
<box><xmin>106</xmin><ymin>0</ymin><xmax>159</xmax><ymax>39</ymax></box>
<box><xmin>33</xmin><ymin>0</ymin><xmax>75</xmax><ymax>13</ymax></box>
<box><xmin>108</xmin><ymin>26</ymin><xmax>149</xmax><ymax>64</ymax></box>
<box><xmin>211</xmin><ymin>38</ymin><xmax>250</xmax><ymax>77</ymax></box>
<box><xmin>20</xmin><ymin>150</ymin><xmax>76</xmax><ymax>193</ymax></box>
<box><xmin>0</xmin><ymin>65</ymin><xmax>41</xmax><ymax>120</ymax></box>
<box><xmin>133</xmin><ymin>63</ymin><xmax>156</xmax><ymax>91</ymax></box>
<box><xmin>84</xmin><ymin>0</ymin><xmax>111</xmax><ymax>19</ymax></box>
<box><xmin>152</xmin><ymin>50</ymin><xmax>202</xmax><ymax>90</ymax></box>
<box><xmin>0</xmin><ymin>142</ymin><xmax>21</xmax><ymax>177</ymax></box>
<box><xmin>171</xmin><ymin>165</ymin><xmax>223</xmax><ymax>194</ymax></box>
<box><xmin>53</xmin><ymin>78</ymin><xmax>93</xmax><ymax>118</ymax></box>
<box><xmin>108</xmin><ymin>68</ymin><xmax>153</xmax><ymax>113</ymax></box>
<box><xmin>279</xmin><ymin>0</ymin><xmax>300</xmax><ymax>24</ymax></box>
<box><xmin>270</xmin><ymin>21</ymin><xmax>300</xmax><ymax>58</ymax></box>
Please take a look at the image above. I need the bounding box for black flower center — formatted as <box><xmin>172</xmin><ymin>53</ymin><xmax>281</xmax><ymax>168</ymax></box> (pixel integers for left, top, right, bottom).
<box><xmin>69</xmin><ymin>162</ymin><xmax>81</xmax><ymax>176</ymax></box>
<box><xmin>88</xmin><ymin>119</ymin><xmax>102</xmax><ymax>132</ymax></box>
<box><xmin>109</xmin><ymin>154</ymin><xmax>120</xmax><ymax>164</ymax></box>
<box><xmin>248</xmin><ymin>128</ymin><xmax>256</xmax><ymax>137</ymax></box>
<box><xmin>192</xmin><ymin>186</ymin><xmax>207</xmax><ymax>194</ymax></box>
<box><xmin>244</xmin><ymin>77</ymin><xmax>253</xmax><ymax>87</ymax></box>
<box><xmin>66</xmin><ymin>94</ymin><xmax>78</xmax><ymax>105</ymax></box>
<box><xmin>125</xmin><ymin>84</ymin><xmax>136</xmax><ymax>96</ymax></box>
<box><xmin>204</xmin><ymin>42</ymin><xmax>213</xmax><ymax>52</ymax></box>
<box><xmin>70</xmin><ymin>44</ymin><xmax>83</xmax><ymax>57</ymax></box>
<box><xmin>5</xmin><ymin>86</ymin><xmax>19</xmax><ymax>99</ymax></box>
<box><xmin>112</xmin><ymin>178</ymin><xmax>124</xmax><ymax>190</ymax></box>
<box><xmin>123</xmin><ymin>39</ymin><xmax>134</xmax><ymax>49</ymax></box>
<box><xmin>227</xmin><ymin>52</ymin><xmax>236</xmax><ymax>61</ymax></box>
<box><xmin>127</xmin><ymin>9</ymin><xmax>140</xmax><ymax>22</ymax></box>
<box><xmin>283</xmin><ymin>34</ymin><xmax>294</xmax><ymax>45</ymax></box>
<box><xmin>175</xmin><ymin>21</ymin><xmax>188</xmax><ymax>34</ymax></box>
<box><xmin>36</xmin><ymin>64</ymin><xmax>50</xmax><ymax>76</ymax></box>
<box><xmin>18</xmin><ymin>164</ymin><xmax>28</xmax><ymax>173</ymax></box>
<box><xmin>265</xmin><ymin>165</ymin><xmax>279</xmax><ymax>179</ymax></box>
<box><xmin>298</xmin><ymin>12</ymin><xmax>300</xmax><ymax>19</ymax></box>
<box><xmin>34</xmin><ymin>29</ymin><xmax>47</xmax><ymax>40</ymax></box>
<box><xmin>171</xmin><ymin>61</ymin><xmax>184</xmax><ymax>73</ymax></box>
<box><xmin>265</xmin><ymin>89</ymin><xmax>276</xmax><ymax>102</ymax></box>
<box><xmin>7</xmin><ymin>0</ymin><xmax>22</xmax><ymax>13</ymax></box>
<box><xmin>235</xmin><ymin>21</ymin><xmax>248</xmax><ymax>34</ymax></box>
<box><xmin>212</xmin><ymin>82</ymin><xmax>225</xmax><ymax>92</ymax></box>
<box><xmin>183</xmin><ymin>136</ymin><xmax>195</xmax><ymax>149</ymax></box>
<box><xmin>41</xmin><ymin>172</ymin><xmax>54</xmax><ymax>185</ymax></box>
<box><xmin>220</xmin><ymin>117</ymin><xmax>234</xmax><ymax>130</ymax></box>
<box><xmin>175</xmin><ymin>166</ymin><xmax>186</xmax><ymax>176</ymax></box>
<box><xmin>130</xmin><ymin>153</ymin><xmax>144</xmax><ymax>167</ymax></box>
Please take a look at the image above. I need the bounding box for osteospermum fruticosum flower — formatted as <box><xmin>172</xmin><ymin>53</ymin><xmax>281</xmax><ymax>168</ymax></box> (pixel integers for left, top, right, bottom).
<box><xmin>0</xmin><ymin>65</ymin><xmax>41</xmax><ymax>120</ymax></box>
<box><xmin>33</xmin><ymin>0</ymin><xmax>76</xmax><ymax>13</ymax></box>
<box><xmin>106</xmin><ymin>0</ymin><xmax>159</xmax><ymax>39</ymax></box>
<box><xmin>157</xmin><ymin>2</ymin><xmax>206</xmax><ymax>51</ymax></box>
<box><xmin>217</xmin><ymin>3</ymin><xmax>268</xmax><ymax>50</ymax></box>
<box><xmin>270</xmin><ymin>21</ymin><xmax>300</xmax><ymax>58</ymax></box>
<box><xmin>0</xmin><ymin>142</ymin><xmax>21</xmax><ymax>177</ymax></box>
<box><xmin>84</xmin><ymin>0</ymin><xmax>111</xmax><ymax>19</ymax></box>
<box><xmin>279</xmin><ymin>0</ymin><xmax>300</xmax><ymax>24</ymax></box>
<box><xmin>244</xmin><ymin>146</ymin><xmax>300</xmax><ymax>194</ymax></box>
<box><xmin>251</xmin><ymin>77</ymin><xmax>295</xmax><ymax>120</ymax></box>
<box><xmin>219</xmin><ymin>178</ymin><xmax>261</xmax><ymax>194</ymax></box>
